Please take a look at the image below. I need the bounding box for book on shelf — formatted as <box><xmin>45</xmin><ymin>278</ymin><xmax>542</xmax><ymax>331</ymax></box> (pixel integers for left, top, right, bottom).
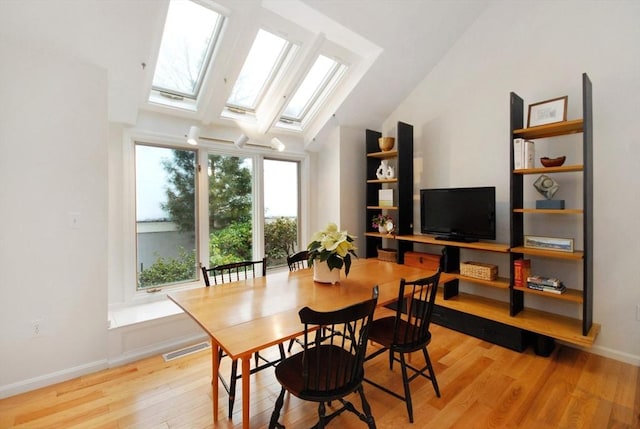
<box><xmin>523</xmin><ymin>140</ymin><xmax>535</xmax><ymax>169</ymax></box>
<box><xmin>513</xmin><ymin>258</ymin><xmax>531</xmax><ymax>288</ymax></box>
<box><xmin>512</xmin><ymin>139</ymin><xmax>535</xmax><ymax>169</ymax></box>
<box><xmin>527</xmin><ymin>282</ymin><xmax>566</xmax><ymax>294</ymax></box>
<box><xmin>378</xmin><ymin>189</ymin><xmax>393</xmax><ymax>207</ymax></box>
<box><xmin>513</xmin><ymin>138</ymin><xmax>523</xmax><ymax>169</ymax></box>
<box><xmin>527</xmin><ymin>275</ymin><xmax>562</xmax><ymax>287</ymax></box>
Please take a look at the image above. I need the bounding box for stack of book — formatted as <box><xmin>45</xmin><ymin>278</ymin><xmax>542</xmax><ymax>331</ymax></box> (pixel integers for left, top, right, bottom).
<box><xmin>527</xmin><ymin>275</ymin><xmax>566</xmax><ymax>294</ymax></box>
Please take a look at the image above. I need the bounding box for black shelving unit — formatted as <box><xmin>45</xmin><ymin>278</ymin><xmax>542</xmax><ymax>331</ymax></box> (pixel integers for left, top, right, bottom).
<box><xmin>364</xmin><ymin>122</ymin><xmax>413</xmax><ymax>261</ymax></box>
<box><xmin>509</xmin><ymin>73</ymin><xmax>593</xmax><ymax>336</ymax></box>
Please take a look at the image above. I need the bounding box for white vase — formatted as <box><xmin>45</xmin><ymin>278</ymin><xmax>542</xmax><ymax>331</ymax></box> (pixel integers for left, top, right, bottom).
<box><xmin>376</xmin><ymin>160</ymin><xmax>389</xmax><ymax>180</ymax></box>
<box><xmin>313</xmin><ymin>261</ymin><xmax>341</xmax><ymax>284</ymax></box>
<box><xmin>386</xmin><ymin>165</ymin><xmax>395</xmax><ymax>179</ymax></box>
<box><xmin>378</xmin><ymin>225</ymin><xmax>386</xmax><ymax>233</ymax></box>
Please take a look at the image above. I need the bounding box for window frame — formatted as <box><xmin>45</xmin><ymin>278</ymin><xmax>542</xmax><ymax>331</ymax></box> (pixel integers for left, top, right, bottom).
<box><xmin>225</xmin><ymin>28</ymin><xmax>297</xmax><ymax>114</ymax></box>
<box><xmin>149</xmin><ymin>0</ymin><xmax>227</xmax><ymax>107</ymax></box>
<box><xmin>279</xmin><ymin>55</ymin><xmax>345</xmax><ymax>124</ymax></box>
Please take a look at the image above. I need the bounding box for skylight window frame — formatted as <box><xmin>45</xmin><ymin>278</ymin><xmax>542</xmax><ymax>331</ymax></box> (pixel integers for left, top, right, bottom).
<box><xmin>150</xmin><ymin>0</ymin><xmax>226</xmax><ymax>102</ymax></box>
<box><xmin>280</xmin><ymin>55</ymin><xmax>345</xmax><ymax>124</ymax></box>
<box><xmin>224</xmin><ymin>29</ymin><xmax>297</xmax><ymax>115</ymax></box>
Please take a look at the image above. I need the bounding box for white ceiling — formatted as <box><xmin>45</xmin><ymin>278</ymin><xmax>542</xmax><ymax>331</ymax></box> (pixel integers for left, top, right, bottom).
<box><xmin>0</xmin><ymin>0</ymin><xmax>488</xmax><ymax>141</ymax></box>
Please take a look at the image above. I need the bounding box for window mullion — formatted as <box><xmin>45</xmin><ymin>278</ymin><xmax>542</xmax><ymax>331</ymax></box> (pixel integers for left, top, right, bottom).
<box><xmin>198</xmin><ymin>149</ymin><xmax>210</xmax><ymax>272</ymax></box>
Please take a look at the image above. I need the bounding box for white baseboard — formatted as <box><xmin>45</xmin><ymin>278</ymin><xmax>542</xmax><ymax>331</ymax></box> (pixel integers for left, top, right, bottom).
<box><xmin>107</xmin><ymin>332</ymin><xmax>208</xmax><ymax>367</ymax></box>
<box><xmin>0</xmin><ymin>359</ymin><xmax>108</xmax><ymax>399</ymax></box>
<box><xmin>559</xmin><ymin>341</ymin><xmax>640</xmax><ymax>366</ymax></box>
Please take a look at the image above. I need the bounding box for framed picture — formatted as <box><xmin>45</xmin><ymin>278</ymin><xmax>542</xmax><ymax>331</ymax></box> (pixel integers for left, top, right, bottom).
<box><xmin>524</xmin><ymin>235</ymin><xmax>574</xmax><ymax>252</ymax></box>
<box><xmin>527</xmin><ymin>96</ymin><xmax>568</xmax><ymax>127</ymax></box>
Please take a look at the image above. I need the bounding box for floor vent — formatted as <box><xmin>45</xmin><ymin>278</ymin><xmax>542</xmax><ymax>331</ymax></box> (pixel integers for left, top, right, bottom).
<box><xmin>162</xmin><ymin>341</ymin><xmax>210</xmax><ymax>362</ymax></box>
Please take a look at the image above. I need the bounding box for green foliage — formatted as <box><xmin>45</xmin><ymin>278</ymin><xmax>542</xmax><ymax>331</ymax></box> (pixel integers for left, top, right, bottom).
<box><xmin>139</xmin><ymin>248</ymin><xmax>196</xmax><ymax>288</ymax></box>
<box><xmin>161</xmin><ymin>150</ymin><xmax>197</xmax><ymax>233</ymax></box>
<box><xmin>265</xmin><ymin>217</ymin><xmax>298</xmax><ymax>266</ymax></box>
<box><xmin>208</xmin><ymin>221</ymin><xmax>252</xmax><ymax>266</ymax></box>
<box><xmin>161</xmin><ymin>152</ymin><xmax>252</xmax><ymax>234</ymax></box>
<box><xmin>207</xmin><ymin>155</ymin><xmax>252</xmax><ymax>230</ymax></box>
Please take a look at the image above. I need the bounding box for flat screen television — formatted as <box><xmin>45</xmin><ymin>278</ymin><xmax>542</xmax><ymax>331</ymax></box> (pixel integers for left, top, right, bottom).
<box><xmin>420</xmin><ymin>186</ymin><xmax>496</xmax><ymax>242</ymax></box>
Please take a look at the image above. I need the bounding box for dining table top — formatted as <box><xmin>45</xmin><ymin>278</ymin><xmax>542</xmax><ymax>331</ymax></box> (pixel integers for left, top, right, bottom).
<box><xmin>168</xmin><ymin>258</ymin><xmax>445</xmax><ymax>360</ymax></box>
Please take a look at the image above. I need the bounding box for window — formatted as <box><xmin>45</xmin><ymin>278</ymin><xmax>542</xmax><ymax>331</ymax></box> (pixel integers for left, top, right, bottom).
<box><xmin>151</xmin><ymin>0</ymin><xmax>225</xmax><ymax>100</ymax></box>
<box><xmin>264</xmin><ymin>159</ymin><xmax>300</xmax><ymax>267</ymax></box>
<box><xmin>135</xmin><ymin>144</ymin><xmax>198</xmax><ymax>290</ymax></box>
<box><xmin>130</xmin><ymin>140</ymin><xmax>305</xmax><ymax>293</ymax></box>
<box><xmin>226</xmin><ymin>29</ymin><xmax>295</xmax><ymax>112</ymax></box>
<box><xmin>280</xmin><ymin>55</ymin><xmax>345</xmax><ymax>123</ymax></box>
<box><xmin>205</xmin><ymin>154</ymin><xmax>254</xmax><ymax>267</ymax></box>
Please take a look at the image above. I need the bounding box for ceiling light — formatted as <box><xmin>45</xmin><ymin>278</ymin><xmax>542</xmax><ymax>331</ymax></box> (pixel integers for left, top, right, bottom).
<box><xmin>187</xmin><ymin>126</ymin><xmax>200</xmax><ymax>145</ymax></box>
<box><xmin>234</xmin><ymin>134</ymin><xmax>249</xmax><ymax>148</ymax></box>
<box><xmin>270</xmin><ymin>137</ymin><xmax>285</xmax><ymax>152</ymax></box>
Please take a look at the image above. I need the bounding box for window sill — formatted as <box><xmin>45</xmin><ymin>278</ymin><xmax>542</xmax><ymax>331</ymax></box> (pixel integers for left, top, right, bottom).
<box><xmin>108</xmin><ymin>299</ymin><xmax>184</xmax><ymax>329</ymax></box>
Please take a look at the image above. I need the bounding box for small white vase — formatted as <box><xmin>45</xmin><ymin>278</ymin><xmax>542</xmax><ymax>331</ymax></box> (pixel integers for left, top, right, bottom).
<box><xmin>376</xmin><ymin>160</ymin><xmax>389</xmax><ymax>180</ymax></box>
<box><xmin>313</xmin><ymin>262</ymin><xmax>341</xmax><ymax>284</ymax></box>
<box><xmin>378</xmin><ymin>225</ymin><xmax>386</xmax><ymax>233</ymax></box>
<box><xmin>386</xmin><ymin>165</ymin><xmax>395</xmax><ymax>179</ymax></box>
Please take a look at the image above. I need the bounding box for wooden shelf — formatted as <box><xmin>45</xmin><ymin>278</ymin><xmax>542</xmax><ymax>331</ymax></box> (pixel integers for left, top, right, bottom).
<box><xmin>514</xmin><ymin>286</ymin><xmax>583</xmax><ymax>303</ymax></box>
<box><xmin>514</xmin><ymin>164</ymin><xmax>583</xmax><ymax>174</ymax></box>
<box><xmin>454</xmin><ymin>274</ymin><xmax>510</xmax><ymax>290</ymax></box>
<box><xmin>367</xmin><ymin>150</ymin><xmax>397</xmax><ymax>159</ymax></box>
<box><xmin>513</xmin><ymin>119</ymin><xmax>583</xmax><ymax>139</ymax></box>
<box><xmin>367</xmin><ymin>178</ymin><xmax>397</xmax><ymax>184</ymax></box>
<box><xmin>365</xmin><ymin>232</ymin><xmax>397</xmax><ymax>239</ymax></box>
<box><xmin>434</xmin><ymin>290</ymin><xmax>599</xmax><ymax>347</ymax></box>
<box><xmin>396</xmin><ymin>234</ymin><xmax>510</xmax><ymax>253</ymax></box>
<box><xmin>366</xmin><ymin>206</ymin><xmax>397</xmax><ymax>210</ymax></box>
<box><xmin>514</xmin><ymin>208</ymin><xmax>584</xmax><ymax>214</ymax></box>
<box><xmin>510</xmin><ymin>246</ymin><xmax>584</xmax><ymax>260</ymax></box>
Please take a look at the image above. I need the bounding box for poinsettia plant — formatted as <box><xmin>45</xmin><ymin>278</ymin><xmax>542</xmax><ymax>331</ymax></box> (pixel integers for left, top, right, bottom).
<box><xmin>307</xmin><ymin>223</ymin><xmax>358</xmax><ymax>276</ymax></box>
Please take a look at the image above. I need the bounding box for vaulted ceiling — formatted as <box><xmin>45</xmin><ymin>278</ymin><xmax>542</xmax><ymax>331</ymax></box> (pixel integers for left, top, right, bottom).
<box><xmin>0</xmin><ymin>0</ymin><xmax>488</xmax><ymax>148</ymax></box>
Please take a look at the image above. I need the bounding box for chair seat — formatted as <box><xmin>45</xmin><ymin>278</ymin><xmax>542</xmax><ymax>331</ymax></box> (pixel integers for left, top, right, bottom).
<box><xmin>276</xmin><ymin>345</ymin><xmax>362</xmax><ymax>401</ymax></box>
<box><xmin>369</xmin><ymin>316</ymin><xmax>432</xmax><ymax>352</ymax></box>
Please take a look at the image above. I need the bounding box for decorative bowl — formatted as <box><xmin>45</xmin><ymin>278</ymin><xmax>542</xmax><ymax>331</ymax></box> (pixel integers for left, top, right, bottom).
<box><xmin>378</xmin><ymin>137</ymin><xmax>395</xmax><ymax>151</ymax></box>
<box><xmin>540</xmin><ymin>156</ymin><xmax>566</xmax><ymax>167</ymax></box>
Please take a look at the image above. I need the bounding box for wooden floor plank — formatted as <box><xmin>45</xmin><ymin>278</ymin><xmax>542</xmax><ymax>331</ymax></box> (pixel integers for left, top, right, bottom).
<box><xmin>0</xmin><ymin>325</ymin><xmax>638</xmax><ymax>429</ymax></box>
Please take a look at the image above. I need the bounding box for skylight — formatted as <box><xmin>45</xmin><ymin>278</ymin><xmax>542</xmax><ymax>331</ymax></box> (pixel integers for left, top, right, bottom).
<box><xmin>226</xmin><ymin>29</ymin><xmax>294</xmax><ymax>112</ymax></box>
<box><xmin>151</xmin><ymin>0</ymin><xmax>224</xmax><ymax>100</ymax></box>
<box><xmin>281</xmin><ymin>55</ymin><xmax>346</xmax><ymax>124</ymax></box>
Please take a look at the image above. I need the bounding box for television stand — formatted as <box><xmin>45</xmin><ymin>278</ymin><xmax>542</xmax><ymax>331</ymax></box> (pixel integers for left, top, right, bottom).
<box><xmin>435</xmin><ymin>236</ymin><xmax>477</xmax><ymax>243</ymax></box>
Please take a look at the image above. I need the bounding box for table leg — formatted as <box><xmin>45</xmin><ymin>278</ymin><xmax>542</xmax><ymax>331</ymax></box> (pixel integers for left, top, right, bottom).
<box><xmin>242</xmin><ymin>356</ymin><xmax>251</xmax><ymax>429</ymax></box>
<box><xmin>211</xmin><ymin>340</ymin><xmax>219</xmax><ymax>422</ymax></box>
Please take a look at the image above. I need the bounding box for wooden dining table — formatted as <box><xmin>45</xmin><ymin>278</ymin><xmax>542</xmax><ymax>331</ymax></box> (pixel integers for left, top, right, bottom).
<box><xmin>168</xmin><ymin>258</ymin><xmax>446</xmax><ymax>428</ymax></box>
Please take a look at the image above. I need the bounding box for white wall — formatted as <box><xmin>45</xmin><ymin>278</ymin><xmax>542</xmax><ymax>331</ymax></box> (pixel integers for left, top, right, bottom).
<box><xmin>0</xmin><ymin>39</ymin><xmax>109</xmax><ymax>395</ymax></box>
<box><xmin>314</xmin><ymin>126</ymin><xmax>341</xmax><ymax>232</ymax></box>
<box><xmin>339</xmin><ymin>126</ymin><xmax>366</xmax><ymax>252</ymax></box>
<box><xmin>384</xmin><ymin>1</ymin><xmax>640</xmax><ymax>363</ymax></box>
<box><xmin>312</xmin><ymin>125</ymin><xmax>365</xmax><ymax>254</ymax></box>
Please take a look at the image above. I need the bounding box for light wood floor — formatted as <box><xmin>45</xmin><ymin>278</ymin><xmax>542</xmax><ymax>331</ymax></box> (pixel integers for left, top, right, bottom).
<box><xmin>1</xmin><ymin>325</ymin><xmax>638</xmax><ymax>429</ymax></box>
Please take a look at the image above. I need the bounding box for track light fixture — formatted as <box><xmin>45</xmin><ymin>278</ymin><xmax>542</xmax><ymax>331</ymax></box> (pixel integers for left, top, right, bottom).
<box><xmin>186</xmin><ymin>126</ymin><xmax>285</xmax><ymax>152</ymax></box>
<box><xmin>234</xmin><ymin>134</ymin><xmax>249</xmax><ymax>148</ymax></box>
<box><xmin>270</xmin><ymin>137</ymin><xmax>285</xmax><ymax>152</ymax></box>
<box><xmin>186</xmin><ymin>126</ymin><xmax>200</xmax><ymax>145</ymax></box>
